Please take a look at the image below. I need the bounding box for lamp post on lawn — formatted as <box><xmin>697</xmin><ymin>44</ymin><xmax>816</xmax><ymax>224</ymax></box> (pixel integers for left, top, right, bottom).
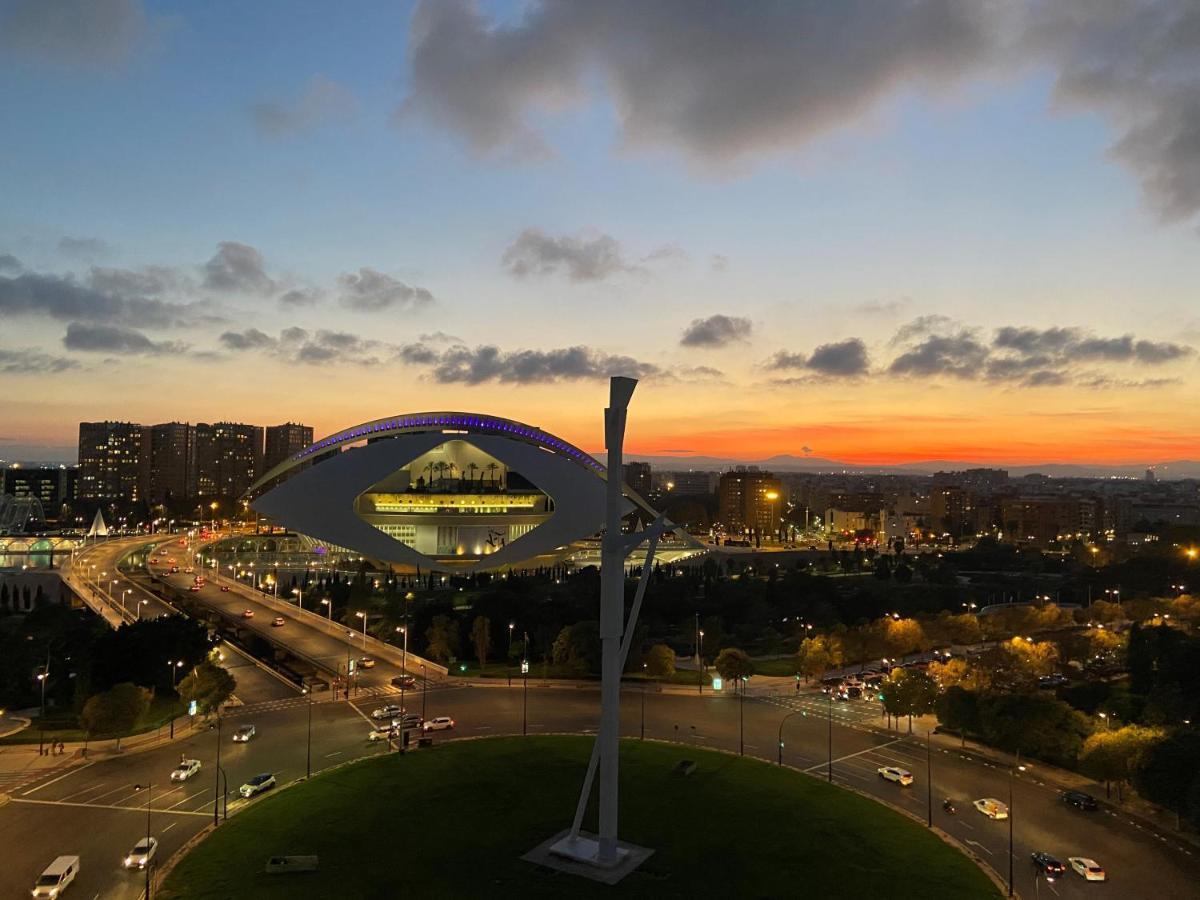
<box><xmin>133</xmin><ymin>782</ymin><xmax>153</xmax><ymax>899</ymax></box>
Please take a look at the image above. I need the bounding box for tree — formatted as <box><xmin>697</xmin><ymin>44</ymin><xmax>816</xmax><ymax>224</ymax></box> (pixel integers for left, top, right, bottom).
<box><xmin>927</xmin><ymin>657</ymin><xmax>991</xmax><ymax>691</ymax></box>
<box><xmin>470</xmin><ymin>616</ymin><xmax>491</xmax><ymax>669</ymax></box>
<box><xmin>643</xmin><ymin>644</ymin><xmax>676</xmax><ymax>679</ymax></box>
<box><xmin>1080</xmin><ymin>725</ymin><xmax>1165</xmax><ymax>800</ymax></box>
<box><xmin>79</xmin><ymin>683</ymin><xmax>150</xmax><ymax>750</ymax></box>
<box><xmin>425</xmin><ymin>615</ymin><xmax>460</xmax><ymax>663</ymax></box>
<box><xmin>1133</xmin><ymin>730</ymin><xmax>1200</xmax><ymax>829</ymax></box>
<box><xmin>551</xmin><ymin>626</ymin><xmax>572</xmax><ymax>666</ymax></box>
<box><xmin>935</xmin><ymin>686</ymin><xmax>980</xmax><ymax>748</ymax></box>
<box><xmin>177</xmin><ymin>661</ymin><xmax>236</xmax><ymax>716</ymax></box>
<box><xmin>976</xmin><ymin>692</ymin><xmax>1091</xmax><ymax>768</ymax></box>
<box><xmin>796</xmin><ymin>635</ymin><xmax>842</xmax><ymax>682</ymax></box>
<box><xmin>882</xmin><ymin>668</ymin><xmax>938</xmax><ymax>732</ymax></box>
<box><xmin>714</xmin><ymin>647</ymin><xmax>755</xmax><ymax>684</ymax></box>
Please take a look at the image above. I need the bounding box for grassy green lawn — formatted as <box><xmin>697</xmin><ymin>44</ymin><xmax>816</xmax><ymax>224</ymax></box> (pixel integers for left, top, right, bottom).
<box><xmin>160</xmin><ymin>736</ymin><xmax>997</xmax><ymax>900</ymax></box>
<box><xmin>0</xmin><ymin>694</ymin><xmax>185</xmax><ymax>745</ymax></box>
<box><xmin>749</xmin><ymin>656</ymin><xmax>799</xmax><ymax>676</ymax></box>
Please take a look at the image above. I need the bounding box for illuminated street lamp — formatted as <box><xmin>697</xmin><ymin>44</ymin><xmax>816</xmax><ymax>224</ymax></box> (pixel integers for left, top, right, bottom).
<box><xmin>320</xmin><ymin>598</ymin><xmax>332</xmax><ymax>620</ymax></box>
<box><xmin>355</xmin><ymin>610</ymin><xmax>368</xmax><ymax>647</ymax></box>
<box><xmin>292</xmin><ymin>587</ymin><xmax>303</xmax><ymax>611</ymax></box>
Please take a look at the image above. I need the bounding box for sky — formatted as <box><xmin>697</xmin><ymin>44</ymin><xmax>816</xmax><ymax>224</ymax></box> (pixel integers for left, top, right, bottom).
<box><xmin>2</xmin><ymin>0</ymin><xmax>1200</xmax><ymax>466</ymax></box>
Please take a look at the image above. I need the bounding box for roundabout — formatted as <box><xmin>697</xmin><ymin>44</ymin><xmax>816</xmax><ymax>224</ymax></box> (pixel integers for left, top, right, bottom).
<box><xmin>159</xmin><ymin>735</ymin><xmax>999</xmax><ymax>899</ymax></box>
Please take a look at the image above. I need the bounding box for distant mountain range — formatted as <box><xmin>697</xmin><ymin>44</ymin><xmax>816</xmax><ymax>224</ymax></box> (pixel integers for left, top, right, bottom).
<box><xmin>611</xmin><ymin>453</ymin><xmax>1200</xmax><ymax>480</ymax></box>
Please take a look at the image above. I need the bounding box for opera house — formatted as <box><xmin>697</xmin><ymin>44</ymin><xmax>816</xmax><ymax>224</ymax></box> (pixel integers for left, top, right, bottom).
<box><xmin>248</xmin><ymin>412</ymin><xmax>699</xmax><ymax>573</ymax></box>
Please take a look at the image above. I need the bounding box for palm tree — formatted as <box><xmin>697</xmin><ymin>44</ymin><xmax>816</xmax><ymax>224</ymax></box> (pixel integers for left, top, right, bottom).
<box><xmin>433</xmin><ymin>462</ymin><xmax>447</xmax><ymax>488</ymax></box>
<box><xmin>422</xmin><ymin>462</ymin><xmax>435</xmax><ymax>490</ymax></box>
<box><xmin>486</xmin><ymin>462</ymin><xmax>499</xmax><ymax>490</ymax></box>
<box><xmin>467</xmin><ymin>462</ymin><xmax>479</xmax><ymax>488</ymax></box>
<box><xmin>446</xmin><ymin>462</ymin><xmax>458</xmax><ymax>490</ymax></box>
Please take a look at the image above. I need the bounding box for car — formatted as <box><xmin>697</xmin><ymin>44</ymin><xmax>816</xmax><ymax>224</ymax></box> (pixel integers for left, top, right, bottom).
<box><xmin>220</xmin><ymin>585</ymin><xmax>230</xmax><ymax>592</ymax></box>
<box><xmin>423</xmin><ymin>716</ymin><xmax>455</xmax><ymax>732</ymax></box>
<box><xmin>1068</xmin><ymin>857</ymin><xmax>1106</xmax><ymax>881</ymax></box>
<box><xmin>371</xmin><ymin>704</ymin><xmax>404</xmax><ymax>720</ymax></box>
<box><xmin>241</xmin><ymin>609</ymin><xmax>255</xmax><ymax>618</ymax></box>
<box><xmin>32</xmin><ymin>855</ymin><xmax>80</xmax><ymax>898</ymax></box>
<box><xmin>973</xmin><ymin>798</ymin><xmax>1009</xmax><ymax>819</ymax></box>
<box><xmin>877</xmin><ymin>766</ymin><xmax>914</xmax><ymax>786</ymax></box>
<box><xmin>184</xmin><ymin>567</ymin><xmax>195</xmax><ymax>574</ymax></box>
<box><xmin>1063</xmin><ymin>790</ymin><xmax>1098</xmax><ymax>811</ymax></box>
<box><xmin>272</xmin><ymin>616</ymin><xmax>286</xmax><ymax>627</ymax></box>
<box><xmin>392</xmin><ymin>713</ymin><xmax>422</xmax><ymax>729</ymax></box>
<box><xmin>1031</xmin><ymin>851</ymin><xmax>1066</xmax><ymax>880</ymax></box>
<box><xmin>189</xmin><ymin>585</ymin><xmax>201</xmax><ymax>592</ymax></box>
<box><xmin>368</xmin><ymin>726</ymin><xmax>398</xmax><ymax>742</ymax></box>
<box><xmin>358</xmin><ymin>657</ymin><xmax>376</xmax><ymax>669</ymax></box>
<box><xmin>238</xmin><ymin>773</ymin><xmax>277</xmax><ymax>798</ymax></box>
<box><xmin>391</xmin><ymin>674</ymin><xmax>416</xmax><ymax>689</ymax></box>
<box><xmin>232</xmin><ymin>724</ymin><xmax>256</xmax><ymax>742</ymax></box>
<box><xmin>170</xmin><ymin>758</ymin><xmax>202</xmax><ymax>782</ymax></box>
<box><xmin>123</xmin><ymin>836</ymin><xmax>158</xmax><ymax>869</ymax></box>
<box><xmin>169</xmin><ymin>566</ymin><xmax>179</xmax><ymax>574</ymax></box>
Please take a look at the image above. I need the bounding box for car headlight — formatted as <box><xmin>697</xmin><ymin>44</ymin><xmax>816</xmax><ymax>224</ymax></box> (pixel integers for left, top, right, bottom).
<box><xmin>124</xmin><ymin>857</ymin><xmax>132</xmax><ymax>865</ymax></box>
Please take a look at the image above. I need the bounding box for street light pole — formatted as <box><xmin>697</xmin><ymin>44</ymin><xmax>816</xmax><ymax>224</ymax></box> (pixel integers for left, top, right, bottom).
<box><xmin>212</xmin><ymin>713</ymin><xmax>223</xmax><ymax>826</ymax></box>
<box><xmin>37</xmin><ymin>653</ymin><xmax>49</xmax><ymax>756</ymax></box>
<box><xmin>698</xmin><ymin>628</ymin><xmax>705</xmax><ymax>695</ymax></box>
<box><xmin>739</xmin><ymin>676</ymin><xmax>745</xmax><ymax>756</ymax></box>
<box><xmin>926</xmin><ymin>730</ymin><xmax>933</xmax><ymax>827</ymax></box>
<box><xmin>777</xmin><ymin>710</ymin><xmax>802</xmax><ymax>766</ymax></box>
<box><xmin>304</xmin><ymin>681</ymin><xmax>313</xmax><ymax>778</ymax></box>
<box><xmin>421</xmin><ymin>663</ymin><xmax>428</xmax><ymax>720</ymax></box>
<box><xmin>134</xmin><ymin>782</ymin><xmax>153</xmax><ymax>899</ymax></box>
<box><xmin>1008</xmin><ymin>749</ymin><xmax>1021</xmax><ymax>897</ymax></box>
<box><xmin>827</xmin><ymin>691</ymin><xmax>833</xmax><ymax>783</ymax></box>
<box><xmin>522</xmin><ymin>631</ymin><xmax>529</xmax><ymax>736</ymax></box>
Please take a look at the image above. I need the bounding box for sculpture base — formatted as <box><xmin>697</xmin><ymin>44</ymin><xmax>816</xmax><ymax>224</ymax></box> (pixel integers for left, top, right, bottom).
<box><xmin>522</xmin><ymin>829</ymin><xmax>653</xmax><ymax>885</ymax></box>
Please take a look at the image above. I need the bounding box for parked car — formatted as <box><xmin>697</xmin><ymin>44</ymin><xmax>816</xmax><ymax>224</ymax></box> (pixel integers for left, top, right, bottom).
<box><xmin>272</xmin><ymin>617</ymin><xmax>286</xmax><ymax>627</ymax></box>
<box><xmin>423</xmin><ymin>716</ymin><xmax>455</xmax><ymax>732</ymax></box>
<box><xmin>1068</xmin><ymin>857</ymin><xmax>1106</xmax><ymax>881</ymax></box>
<box><xmin>392</xmin><ymin>713</ymin><xmax>422</xmax><ymax>729</ymax></box>
<box><xmin>239</xmin><ymin>773</ymin><xmax>277</xmax><ymax>798</ymax></box>
<box><xmin>877</xmin><ymin>766</ymin><xmax>914</xmax><ymax>786</ymax></box>
<box><xmin>233</xmin><ymin>724</ymin><xmax>256</xmax><ymax>743</ymax></box>
<box><xmin>170</xmin><ymin>758</ymin><xmax>202</xmax><ymax>782</ymax></box>
<box><xmin>32</xmin><ymin>856</ymin><xmax>80</xmax><ymax>898</ymax></box>
<box><xmin>123</xmin><ymin>837</ymin><xmax>158</xmax><ymax>869</ymax></box>
<box><xmin>973</xmin><ymin>798</ymin><xmax>1009</xmax><ymax>819</ymax></box>
<box><xmin>392</xmin><ymin>674</ymin><xmax>416</xmax><ymax>689</ymax></box>
<box><xmin>241</xmin><ymin>609</ymin><xmax>255</xmax><ymax>618</ymax></box>
<box><xmin>1062</xmin><ymin>790</ymin><xmax>1098</xmax><ymax>811</ymax></box>
<box><xmin>358</xmin><ymin>657</ymin><xmax>376</xmax><ymax>669</ymax></box>
<box><xmin>1031</xmin><ymin>851</ymin><xmax>1066</xmax><ymax>880</ymax></box>
<box><xmin>371</xmin><ymin>704</ymin><xmax>404</xmax><ymax>720</ymax></box>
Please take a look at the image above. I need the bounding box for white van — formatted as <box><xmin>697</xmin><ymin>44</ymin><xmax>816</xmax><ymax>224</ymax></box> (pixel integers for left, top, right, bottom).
<box><xmin>32</xmin><ymin>855</ymin><xmax>79</xmax><ymax>897</ymax></box>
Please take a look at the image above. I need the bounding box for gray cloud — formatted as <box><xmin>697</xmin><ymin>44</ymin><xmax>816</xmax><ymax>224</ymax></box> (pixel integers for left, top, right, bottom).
<box><xmin>709</xmin><ymin>254</ymin><xmax>729</xmax><ymax>272</ymax></box>
<box><xmin>502</xmin><ymin>228</ymin><xmax>637</xmax><ymax>282</ymax></box>
<box><xmin>218</xmin><ymin>328</ymin><xmax>274</xmax><ymax>351</ymax></box>
<box><xmin>58</xmin><ymin>236</ymin><xmax>110</xmax><ymax>258</ymax></box>
<box><xmin>63</xmin><ymin>322</ymin><xmax>183</xmax><ymax>355</ymax></box>
<box><xmin>337</xmin><ymin>268</ymin><xmax>434</xmax><ymax>312</ymax></box>
<box><xmin>0</xmin><ymin>0</ymin><xmax>159</xmax><ymax>68</ymax></box>
<box><xmin>0</xmin><ymin>254</ymin><xmax>21</xmax><ymax>273</ymax></box>
<box><xmin>87</xmin><ymin>264</ymin><xmax>191</xmax><ymax>298</ymax></box>
<box><xmin>854</xmin><ymin>298</ymin><xmax>907</xmax><ymax>315</ymax></box>
<box><xmin>278</xmin><ymin>287</ymin><xmax>322</xmax><ymax>307</ymax></box>
<box><xmin>431</xmin><ymin>344</ymin><xmax>660</xmax><ymax>384</ymax></box>
<box><xmin>217</xmin><ymin>327</ymin><xmax>384</xmax><ymax>366</ymax></box>
<box><xmin>0</xmin><ymin>271</ymin><xmax>200</xmax><ymax>328</ymax></box>
<box><xmin>203</xmin><ymin>241</ymin><xmax>276</xmax><ymax>294</ymax></box>
<box><xmin>680</xmin><ymin>314</ymin><xmax>752</xmax><ymax>347</ymax></box>
<box><xmin>402</xmin><ymin>0</ymin><xmax>1200</xmax><ymax>225</ymax></box>
<box><xmin>0</xmin><ymin>346</ymin><xmax>80</xmax><ymax>374</ymax></box>
<box><xmin>768</xmin><ymin>338</ymin><xmax>870</xmax><ymax>377</ymax></box>
<box><xmin>889</xmin><ymin>332</ymin><xmax>990</xmax><ymax>378</ymax></box>
<box><xmin>251</xmin><ymin>75</ymin><xmax>359</xmax><ymax>137</ymax></box>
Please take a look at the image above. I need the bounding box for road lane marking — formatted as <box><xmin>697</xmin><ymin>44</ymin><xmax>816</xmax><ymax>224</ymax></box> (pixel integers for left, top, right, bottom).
<box><xmin>964</xmin><ymin>838</ymin><xmax>993</xmax><ymax>856</ymax></box>
<box><xmin>803</xmin><ymin>738</ymin><xmax>901</xmax><ymax>773</ymax></box>
<box><xmin>21</xmin><ymin>761</ymin><xmax>95</xmax><ymax>796</ymax></box>
<box><xmin>162</xmin><ymin>822</ymin><xmax>177</xmax><ymax>833</ymax></box>
<box><xmin>324</xmin><ymin>751</ymin><xmax>342</xmax><ymax>758</ymax></box>
<box><xmin>168</xmin><ymin>789</ymin><xmax>209</xmax><ymax>810</ymax></box>
<box><xmin>10</xmin><ymin>796</ymin><xmax>209</xmax><ymax>816</ymax></box>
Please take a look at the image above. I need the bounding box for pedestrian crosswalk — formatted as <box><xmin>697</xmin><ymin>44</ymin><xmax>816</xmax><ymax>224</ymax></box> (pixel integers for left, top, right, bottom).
<box><xmin>223</xmin><ymin>681</ymin><xmax>452</xmax><ymax>718</ymax></box>
<box><xmin>760</xmin><ymin>691</ymin><xmax>887</xmax><ymax>729</ymax></box>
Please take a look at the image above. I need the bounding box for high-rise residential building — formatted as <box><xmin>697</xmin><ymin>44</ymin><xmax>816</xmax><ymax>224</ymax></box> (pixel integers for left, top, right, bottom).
<box><xmin>264</xmin><ymin>423</ymin><xmax>313</xmax><ymax>473</ymax></box>
<box><xmin>2</xmin><ymin>465</ymin><xmax>76</xmax><ymax>519</ymax></box>
<box><xmin>623</xmin><ymin>461</ymin><xmax>652</xmax><ymax>497</ymax></box>
<box><xmin>718</xmin><ymin>467</ymin><xmax>783</xmax><ymax>537</ymax></box>
<box><xmin>77</xmin><ymin>421</ymin><xmax>149</xmax><ymax>501</ymax></box>
<box><xmin>665</xmin><ymin>471</ymin><xmax>716</xmax><ymax>496</ymax></box>
<box><xmin>195</xmin><ymin>422</ymin><xmax>264</xmax><ymax>498</ymax></box>
<box><xmin>148</xmin><ymin>422</ymin><xmax>196</xmax><ymax>502</ymax></box>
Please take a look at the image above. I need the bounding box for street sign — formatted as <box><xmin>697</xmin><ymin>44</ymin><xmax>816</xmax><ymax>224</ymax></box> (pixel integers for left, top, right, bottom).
<box><xmin>188</xmin><ymin>700</ymin><xmax>197</xmax><ymax>716</ymax></box>
<box><xmin>521</xmin><ymin>660</ymin><xmax>529</xmax><ymax>674</ymax></box>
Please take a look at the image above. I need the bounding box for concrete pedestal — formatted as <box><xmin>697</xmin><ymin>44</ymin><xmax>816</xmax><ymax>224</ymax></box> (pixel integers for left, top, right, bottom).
<box><xmin>522</xmin><ymin>830</ymin><xmax>653</xmax><ymax>885</ymax></box>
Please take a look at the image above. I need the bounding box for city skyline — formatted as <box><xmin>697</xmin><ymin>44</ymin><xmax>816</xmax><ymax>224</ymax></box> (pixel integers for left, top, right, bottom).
<box><xmin>3</xmin><ymin>1</ymin><xmax>1200</xmax><ymax>466</ymax></box>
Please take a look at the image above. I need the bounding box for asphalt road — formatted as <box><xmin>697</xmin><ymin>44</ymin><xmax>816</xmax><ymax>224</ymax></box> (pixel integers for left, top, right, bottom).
<box><xmin>3</xmin><ymin>684</ymin><xmax>1197</xmax><ymax>899</ymax></box>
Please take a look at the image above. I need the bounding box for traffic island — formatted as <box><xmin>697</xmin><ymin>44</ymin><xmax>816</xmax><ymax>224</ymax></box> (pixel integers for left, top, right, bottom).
<box><xmin>159</xmin><ymin>735</ymin><xmax>1000</xmax><ymax>899</ymax></box>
